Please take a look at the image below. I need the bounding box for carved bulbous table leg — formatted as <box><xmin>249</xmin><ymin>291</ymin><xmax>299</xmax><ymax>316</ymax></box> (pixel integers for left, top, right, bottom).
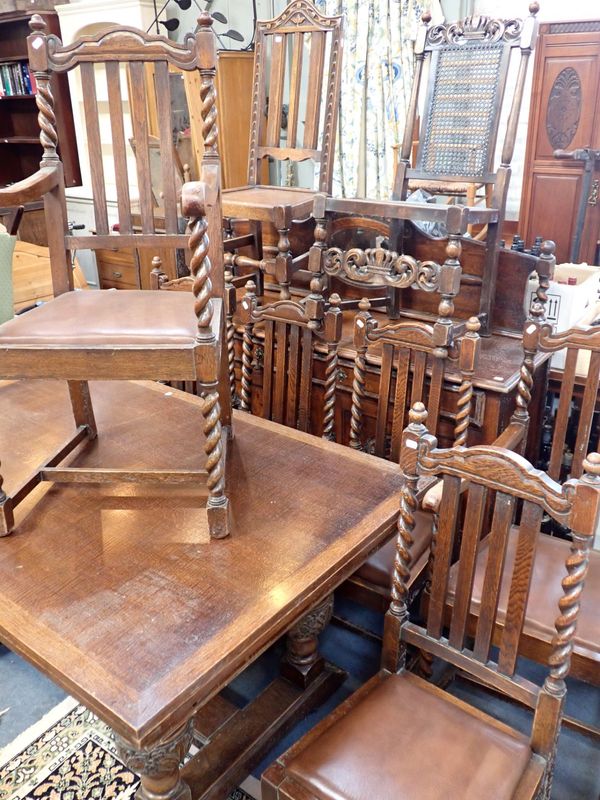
<box><xmin>281</xmin><ymin>594</ymin><xmax>334</xmax><ymax>688</ymax></box>
<box><xmin>115</xmin><ymin>719</ymin><xmax>193</xmax><ymax>800</ymax></box>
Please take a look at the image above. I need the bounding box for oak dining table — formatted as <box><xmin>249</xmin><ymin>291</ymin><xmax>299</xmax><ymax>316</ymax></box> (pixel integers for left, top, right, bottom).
<box><xmin>0</xmin><ymin>378</ymin><xmax>403</xmax><ymax>800</ymax></box>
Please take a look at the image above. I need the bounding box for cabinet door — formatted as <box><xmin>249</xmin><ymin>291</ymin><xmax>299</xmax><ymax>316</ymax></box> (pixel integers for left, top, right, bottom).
<box><xmin>520</xmin><ymin>25</ymin><xmax>600</xmax><ymax>264</ymax></box>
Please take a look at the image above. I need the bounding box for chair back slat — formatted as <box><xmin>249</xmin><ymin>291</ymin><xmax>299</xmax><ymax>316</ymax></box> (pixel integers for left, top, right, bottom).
<box><xmin>154</xmin><ymin>60</ymin><xmax>179</xmax><ymax>236</ymax></box>
<box><xmin>286</xmin><ymin>324</ymin><xmax>302</xmax><ymax>428</ymax></box>
<box><xmin>425</xmin><ymin>355</ymin><xmax>444</xmax><ymax>433</ymax></box>
<box><xmin>266</xmin><ymin>33</ymin><xmax>287</xmax><ymax>148</ymax></box>
<box><xmin>389</xmin><ymin>347</ymin><xmax>411</xmax><ymax>463</ymax></box>
<box><xmin>262</xmin><ymin>319</ymin><xmax>275</xmax><ymax>421</ymax></box>
<box><xmin>80</xmin><ymin>62</ymin><xmax>109</xmax><ymax>235</ymax></box>
<box><xmin>473</xmin><ymin>491</ymin><xmax>515</xmax><ymax>662</ymax></box>
<box><xmin>286</xmin><ymin>32</ymin><xmax>304</xmax><ymax>148</ymax></box>
<box><xmin>409</xmin><ymin>349</ymin><xmax>427</xmax><ymax>409</ymax></box>
<box><xmin>572</xmin><ymin>350</ymin><xmax>600</xmax><ymax>478</ymax></box>
<box><xmin>448</xmin><ymin>481</ymin><xmax>488</xmax><ymax>650</ymax></box>
<box><xmin>105</xmin><ymin>62</ymin><xmax>132</xmax><ymax>234</ymax></box>
<box><xmin>273</xmin><ymin>320</ymin><xmax>289</xmax><ymax>424</ymax></box>
<box><xmin>497</xmin><ymin>500</ymin><xmax>543</xmax><ymax>675</ymax></box>
<box><xmin>303</xmin><ymin>31</ymin><xmax>326</xmax><ymax>150</ymax></box>
<box><xmin>548</xmin><ymin>346</ymin><xmax>578</xmax><ymax>480</ymax></box>
<box><xmin>128</xmin><ymin>61</ymin><xmax>155</xmax><ymax>234</ymax></box>
<box><xmin>298</xmin><ymin>327</ymin><xmax>314</xmax><ymax>432</ymax></box>
<box><xmin>375</xmin><ymin>342</ymin><xmax>395</xmax><ymax>457</ymax></box>
<box><xmin>427</xmin><ymin>473</ymin><xmax>461</xmax><ymax>639</ymax></box>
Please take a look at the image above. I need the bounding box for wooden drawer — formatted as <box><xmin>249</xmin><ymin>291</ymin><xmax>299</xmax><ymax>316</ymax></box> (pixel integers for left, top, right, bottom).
<box><xmin>95</xmin><ymin>248</ymin><xmax>139</xmax><ymax>289</ymax></box>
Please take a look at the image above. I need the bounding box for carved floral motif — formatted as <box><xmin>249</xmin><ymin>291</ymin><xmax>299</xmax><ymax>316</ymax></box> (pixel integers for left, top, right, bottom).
<box><xmin>427</xmin><ymin>15</ymin><xmax>523</xmax><ymax>45</ymax></box>
<box><xmin>324</xmin><ymin>246</ymin><xmax>440</xmax><ymax>290</ymax></box>
<box><xmin>546</xmin><ymin>68</ymin><xmax>581</xmax><ymax>150</ymax></box>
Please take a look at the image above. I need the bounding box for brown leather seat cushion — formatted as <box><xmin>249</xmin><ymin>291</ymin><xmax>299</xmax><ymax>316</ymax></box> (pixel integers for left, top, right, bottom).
<box><xmin>355</xmin><ymin>509</ymin><xmax>433</xmax><ymax>588</ymax></box>
<box><xmin>0</xmin><ymin>290</ymin><xmax>202</xmax><ymax>346</ymax></box>
<box><xmin>286</xmin><ymin>671</ymin><xmax>536</xmax><ymax>800</ymax></box>
<box><xmin>447</xmin><ymin>528</ymin><xmax>600</xmax><ymax>662</ymax></box>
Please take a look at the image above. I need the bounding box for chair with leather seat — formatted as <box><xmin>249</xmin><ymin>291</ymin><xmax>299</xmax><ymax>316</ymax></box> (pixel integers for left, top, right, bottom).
<box><xmin>262</xmin><ymin>403</ymin><xmax>599</xmax><ymax>800</ymax></box>
<box><xmin>222</xmin><ymin>0</ymin><xmax>343</xmax><ymax>301</ymax></box>
<box><xmin>443</xmin><ymin>300</ymin><xmax>600</xmax><ymax>736</ymax></box>
<box><xmin>0</xmin><ymin>16</ymin><xmax>232</xmax><ymax>540</ymax></box>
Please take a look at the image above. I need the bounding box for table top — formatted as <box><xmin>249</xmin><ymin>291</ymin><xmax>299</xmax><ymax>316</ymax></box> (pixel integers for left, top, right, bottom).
<box><xmin>0</xmin><ymin>379</ymin><xmax>402</xmax><ymax>748</ymax></box>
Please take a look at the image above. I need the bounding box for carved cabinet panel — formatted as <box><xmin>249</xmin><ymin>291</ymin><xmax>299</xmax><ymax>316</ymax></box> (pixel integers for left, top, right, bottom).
<box><xmin>520</xmin><ymin>24</ymin><xmax>600</xmax><ymax>265</ymax></box>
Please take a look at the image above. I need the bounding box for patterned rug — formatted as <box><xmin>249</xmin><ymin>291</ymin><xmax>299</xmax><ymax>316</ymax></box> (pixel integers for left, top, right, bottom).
<box><xmin>0</xmin><ymin>698</ymin><xmax>259</xmax><ymax>800</ymax></box>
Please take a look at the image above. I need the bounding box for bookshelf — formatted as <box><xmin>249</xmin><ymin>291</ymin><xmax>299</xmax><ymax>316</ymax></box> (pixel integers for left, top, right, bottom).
<box><xmin>0</xmin><ymin>9</ymin><xmax>80</xmax><ymax>243</ymax></box>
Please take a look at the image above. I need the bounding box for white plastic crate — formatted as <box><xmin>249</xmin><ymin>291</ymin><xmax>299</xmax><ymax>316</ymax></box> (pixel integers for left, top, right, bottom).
<box><xmin>523</xmin><ymin>263</ymin><xmax>600</xmax><ymax>369</ymax></box>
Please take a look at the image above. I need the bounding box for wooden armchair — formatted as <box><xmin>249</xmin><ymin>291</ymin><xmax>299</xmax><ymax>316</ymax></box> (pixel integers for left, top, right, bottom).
<box><xmin>0</xmin><ymin>16</ymin><xmax>232</xmax><ymax>540</ymax></box>
<box><xmin>223</xmin><ymin>0</ymin><xmax>343</xmax><ymax>301</ymax></box>
<box><xmin>388</xmin><ymin>4</ymin><xmax>540</xmax><ymax>335</ymax></box>
<box><xmin>238</xmin><ymin>278</ymin><xmax>342</xmax><ymax>439</ymax></box>
<box><xmin>442</xmin><ymin>302</ymin><xmax>600</xmax><ymax>737</ymax></box>
<box><xmin>263</xmin><ymin>404</ymin><xmax>599</xmax><ymax>800</ymax></box>
<box><xmin>342</xmin><ymin>310</ymin><xmax>481</xmax><ymax>614</ymax></box>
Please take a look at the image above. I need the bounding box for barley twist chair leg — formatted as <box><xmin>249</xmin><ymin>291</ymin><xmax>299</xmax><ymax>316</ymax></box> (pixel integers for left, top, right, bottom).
<box><xmin>202</xmin><ymin>390</ymin><xmax>230</xmax><ymax>539</ymax></box>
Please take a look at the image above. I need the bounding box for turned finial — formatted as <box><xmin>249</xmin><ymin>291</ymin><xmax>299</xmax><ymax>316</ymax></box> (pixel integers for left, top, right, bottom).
<box><xmin>197</xmin><ymin>12</ymin><xmax>213</xmax><ymax>29</ymax></box>
<box><xmin>309</xmin><ymin>276</ymin><xmax>322</xmax><ymax>295</ymax></box>
<box><xmin>583</xmin><ymin>452</ymin><xmax>600</xmax><ymax>480</ymax></box>
<box><xmin>409</xmin><ymin>402</ymin><xmax>428</xmax><ymax>427</ymax></box>
<box><xmin>224</xmin><ymin>269</ymin><xmax>233</xmax><ymax>284</ymax></box>
<box><xmin>529</xmin><ymin>2</ymin><xmax>540</xmax><ymax>16</ymax></box>
<box><xmin>329</xmin><ymin>293</ymin><xmax>341</xmax><ymax>307</ymax></box>
<box><xmin>541</xmin><ymin>240</ymin><xmax>555</xmax><ymax>257</ymax></box>
<box><xmin>29</xmin><ymin>14</ymin><xmax>47</xmax><ymax>34</ymax></box>
<box><xmin>358</xmin><ymin>297</ymin><xmax>371</xmax><ymax>312</ymax></box>
<box><xmin>466</xmin><ymin>316</ymin><xmax>480</xmax><ymax>334</ymax></box>
<box><xmin>421</xmin><ymin>10</ymin><xmax>432</xmax><ymax>24</ymax></box>
<box><xmin>151</xmin><ymin>255</ymin><xmax>162</xmax><ymax>270</ymax></box>
<box><xmin>244</xmin><ymin>279</ymin><xmax>256</xmax><ymax>297</ymax></box>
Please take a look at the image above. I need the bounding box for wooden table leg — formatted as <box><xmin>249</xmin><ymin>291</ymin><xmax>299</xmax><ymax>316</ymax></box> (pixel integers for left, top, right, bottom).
<box><xmin>281</xmin><ymin>594</ymin><xmax>334</xmax><ymax>688</ymax></box>
<box><xmin>115</xmin><ymin>719</ymin><xmax>194</xmax><ymax>800</ymax></box>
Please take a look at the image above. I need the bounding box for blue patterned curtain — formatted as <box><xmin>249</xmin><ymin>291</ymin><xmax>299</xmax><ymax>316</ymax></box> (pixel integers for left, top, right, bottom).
<box><xmin>315</xmin><ymin>0</ymin><xmax>430</xmax><ymax>199</ymax></box>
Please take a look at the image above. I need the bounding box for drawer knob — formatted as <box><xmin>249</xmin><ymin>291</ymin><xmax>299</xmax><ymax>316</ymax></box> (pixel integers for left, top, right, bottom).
<box><xmin>112</xmin><ymin>271</ymin><xmax>123</xmax><ymax>278</ymax></box>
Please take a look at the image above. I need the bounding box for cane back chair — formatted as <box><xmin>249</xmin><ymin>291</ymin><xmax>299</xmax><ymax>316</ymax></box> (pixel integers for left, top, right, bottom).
<box><xmin>390</xmin><ymin>3</ymin><xmax>540</xmax><ymax>335</ymax></box>
<box><xmin>238</xmin><ymin>278</ymin><xmax>342</xmax><ymax>439</ymax></box>
<box><xmin>443</xmin><ymin>301</ymin><xmax>600</xmax><ymax>738</ymax></box>
<box><xmin>0</xmin><ymin>16</ymin><xmax>232</xmax><ymax>539</ymax></box>
<box><xmin>263</xmin><ymin>403</ymin><xmax>599</xmax><ymax>800</ymax></box>
<box><xmin>223</xmin><ymin>0</ymin><xmax>343</xmax><ymax>300</ymax></box>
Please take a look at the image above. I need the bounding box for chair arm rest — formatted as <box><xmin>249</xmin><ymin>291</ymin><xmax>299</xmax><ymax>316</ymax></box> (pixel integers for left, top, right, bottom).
<box><xmin>422</xmin><ymin>478</ymin><xmax>444</xmax><ymax>513</ymax></box>
<box><xmin>492</xmin><ymin>422</ymin><xmax>526</xmax><ymax>451</ymax></box>
<box><xmin>0</xmin><ymin>167</ymin><xmax>61</xmax><ymax>206</ymax></box>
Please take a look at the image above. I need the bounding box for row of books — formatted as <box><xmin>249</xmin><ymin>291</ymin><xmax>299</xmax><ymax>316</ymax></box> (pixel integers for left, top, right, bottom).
<box><xmin>0</xmin><ymin>61</ymin><xmax>37</xmax><ymax>97</ymax></box>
